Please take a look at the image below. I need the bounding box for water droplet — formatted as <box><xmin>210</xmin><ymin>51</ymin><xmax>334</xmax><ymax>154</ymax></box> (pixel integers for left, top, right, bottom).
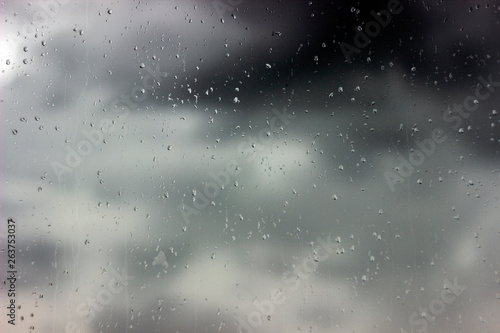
<box><xmin>6</xmin><ymin>59</ymin><xmax>10</xmax><ymax>65</ymax></box>
<box><xmin>139</xmin><ymin>63</ymin><xmax>145</xmax><ymax>68</ymax></box>
<box><xmin>265</xmin><ymin>63</ymin><xmax>272</xmax><ymax>69</ymax></box>
<box><xmin>23</xmin><ymin>46</ymin><xmax>28</xmax><ymax>52</ymax></box>
<box><xmin>107</xmin><ymin>9</ymin><xmax>112</xmax><ymax>14</ymax></box>
<box><xmin>11</xmin><ymin>129</ymin><xmax>18</xmax><ymax>135</ymax></box>
<box><xmin>338</xmin><ymin>87</ymin><xmax>343</xmax><ymax>93</ymax></box>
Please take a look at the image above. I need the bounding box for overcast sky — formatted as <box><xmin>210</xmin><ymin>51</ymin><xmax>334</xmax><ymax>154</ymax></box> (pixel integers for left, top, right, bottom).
<box><xmin>1</xmin><ymin>1</ymin><xmax>500</xmax><ymax>332</ymax></box>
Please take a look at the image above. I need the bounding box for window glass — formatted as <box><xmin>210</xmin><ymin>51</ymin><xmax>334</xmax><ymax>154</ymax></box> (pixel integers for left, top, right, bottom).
<box><xmin>2</xmin><ymin>1</ymin><xmax>499</xmax><ymax>332</ymax></box>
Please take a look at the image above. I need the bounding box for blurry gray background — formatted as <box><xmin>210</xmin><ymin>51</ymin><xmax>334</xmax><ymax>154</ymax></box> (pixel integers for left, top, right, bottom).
<box><xmin>1</xmin><ymin>1</ymin><xmax>499</xmax><ymax>332</ymax></box>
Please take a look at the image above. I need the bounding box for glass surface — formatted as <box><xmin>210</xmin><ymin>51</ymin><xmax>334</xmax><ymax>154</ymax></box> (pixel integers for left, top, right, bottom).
<box><xmin>1</xmin><ymin>1</ymin><xmax>499</xmax><ymax>332</ymax></box>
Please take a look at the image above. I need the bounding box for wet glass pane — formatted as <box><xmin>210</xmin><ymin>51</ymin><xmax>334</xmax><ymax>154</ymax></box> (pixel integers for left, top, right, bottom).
<box><xmin>2</xmin><ymin>1</ymin><xmax>499</xmax><ymax>332</ymax></box>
